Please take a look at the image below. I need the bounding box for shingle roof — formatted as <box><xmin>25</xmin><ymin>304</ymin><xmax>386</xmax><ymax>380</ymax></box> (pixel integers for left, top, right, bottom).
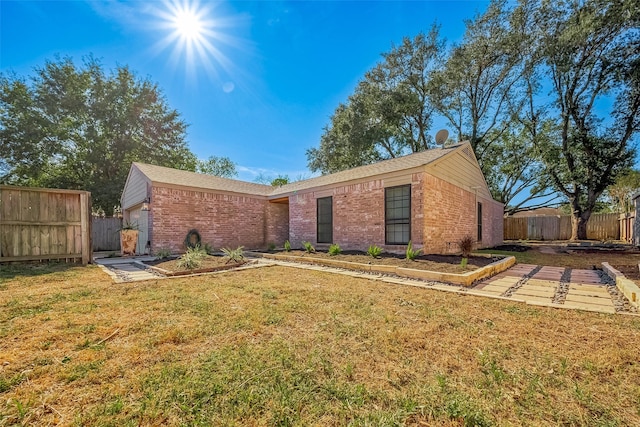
<box><xmin>133</xmin><ymin>143</ymin><xmax>464</xmax><ymax>198</ymax></box>
<box><xmin>133</xmin><ymin>163</ymin><xmax>274</xmax><ymax>196</ymax></box>
<box><xmin>273</xmin><ymin>144</ymin><xmax>463</xmax><ymax>195</ymax></box>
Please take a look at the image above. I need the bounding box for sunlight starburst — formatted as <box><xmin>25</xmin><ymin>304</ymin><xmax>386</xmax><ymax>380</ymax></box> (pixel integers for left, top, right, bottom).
<box><xmin>149</xmin><ymin>0</ymin><xmax>241</xmax><ymax>85</ymax></box>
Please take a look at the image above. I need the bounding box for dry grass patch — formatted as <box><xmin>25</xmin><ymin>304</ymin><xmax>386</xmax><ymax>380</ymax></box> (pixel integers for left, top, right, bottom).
<box><xmin>1</xmin><ymin>263</ymin><xmax>639</xmax><ymax>426</ymax></box>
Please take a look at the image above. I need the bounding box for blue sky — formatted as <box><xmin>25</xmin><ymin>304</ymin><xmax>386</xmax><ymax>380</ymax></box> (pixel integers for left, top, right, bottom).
<box><xmin>1</xmin><ymin>0</ymin><xmax>489</xmax><ymax>182</ymax></box>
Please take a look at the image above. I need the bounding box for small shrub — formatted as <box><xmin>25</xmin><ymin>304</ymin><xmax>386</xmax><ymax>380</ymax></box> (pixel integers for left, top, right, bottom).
<box><xmin>302</xmin><ymin>241</ymin><xmax>315</xmax><ymax>253</ymax></box>
<box><xmin>283</xmin><ymin>240</ymin><xmax>291</xmax><ymax>252</ymax></box>
<box><xmin>458</xmin><ymin>235</ymin><xmax>475</xmax><ymax>258</ymax></box>
<box><xmin>176</xmin><ymin>245</ymin><xmax>206</xmax><ymax>270</ymax></box>
<box><xmin>203</xmin><ymin>243</ymin><xmax>215</xmax><ymax>255</ymax></box>
<box><xmin>119</xmin><ymin>221</ymin><xmax>138</xmax><ymax>230</ymax></box>
<box><xmin>155</xmin><ymin>248</ymin><xmax>172</xmax><ymax>259</ymax></box>
<box><xmin>267</xmin><ymin>242</ymin><xmax>276</xmax><ymax>251</ymax></box>
<box><xmin>367</xmin><ymin>245</ymin><xmax>382</xmax><ymax>258</ymax></box>
<box><xmin>405</xmin><ymin>240</ymin><xmax>422</xmax><ymax>261</ymax></box>
<box><xmin>458</xmin><ymin>235</ymin><xmax>475</xmax><ymax>268</ymax></box>
<box><xmin>328</xmin><ymin>244</ymin><xmax>342</xmax><ymax>256</ymax></box>
<box><xmin>222</xmin><ymin>246</ymin><xmax>245</xmax><ymax>264</ymax></box>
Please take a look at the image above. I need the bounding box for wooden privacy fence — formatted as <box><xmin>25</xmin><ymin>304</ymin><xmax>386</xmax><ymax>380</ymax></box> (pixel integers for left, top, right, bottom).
<box><xmin>619</xmin><ymin>212</ymin><xmax>635</xmax><ymax>243</ymax></box>
<box><xmin>0</xmin><ymin>185</ymin><xmax>91</xmax><ymax>264</ymax></box>
<box><xmin>92</xmin><ymin>217</ymin><xmax>122</xmax><ymax>251</ymax></box>
<box><xmin>504</xmin><ymin>213</ymin><xmax>621</xmax><ymax>241</ymax></box>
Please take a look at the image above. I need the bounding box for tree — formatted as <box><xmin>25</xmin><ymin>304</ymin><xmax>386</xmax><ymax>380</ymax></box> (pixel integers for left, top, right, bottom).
<box><xmin>270</xmin><ymin>175</ymin><xmax>290</xmax><ymax>187</ymax></box>
<box><xmin>603</xmin><ymin>170</ymin><xmax>640</xmax><ymax>213</ymax></box>
<box><xmin>253</xmin><ymin>173</ymin><xmax>290</xmax><ymax>186</ymax></box>
<box><xmin>533</xmin><ymin>0</ymin><xmax>640</xmax><ymax>239</ymax></box>
<box><xmin>307</xmin><ymin>28</ymin><xmax>444</xmax><ymax>174</ymax></box>
<box><xmin>428</xmin><ymin>0</ymin><xmax>556</xmax><ymax>212</ymax></box>
<box><xmin>196</xmin><ymin>156</ymin><xmax>237</xmax><ymax>178</ymax></box>
<box><xmin>0</xmin><ymin>56</ymin><xmax>196</xmax><ymax>215</ymax></box>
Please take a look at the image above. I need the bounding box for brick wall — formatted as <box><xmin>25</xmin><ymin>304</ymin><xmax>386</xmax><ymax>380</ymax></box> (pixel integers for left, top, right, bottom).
<box><xmin>422</xmin><ymin>173</ymin><xmax>503</xmax><ymax>254</ymax></box>
<box><xmin>150</xmin><ymin>186</ymin><xmax>269</xmax><ymax>253</ymax></box>
<box><xmin>148</xmin><ymin>173</ymin><xmax>503</xmax><ymax>255</ymax></box>
<box><xmin>265</xmin><ymin>202</ymin><xmax>289</xmax><ymax>247</ymax></box>
<box><xmin>484</xmin><ymin>198</ymin><xmax>505</xmax><ymax>248</ymax></box>
<box><xmin>288</xmin><ymin>173</ymin><xmax>425</xmax><ymax>252</ymax></box>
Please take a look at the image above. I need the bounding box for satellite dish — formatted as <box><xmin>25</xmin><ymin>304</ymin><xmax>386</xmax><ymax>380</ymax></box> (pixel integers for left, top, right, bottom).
<box><xmin>435</xmin><ymin>129</ymin><xmax>449</xmax><ymax>146</ymax></box>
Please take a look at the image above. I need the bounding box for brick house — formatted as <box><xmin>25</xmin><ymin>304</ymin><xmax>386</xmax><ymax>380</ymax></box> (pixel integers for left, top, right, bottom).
<box><xmin>120</xmin><ymin>142</ymin><xmax>503</xmax><ymax>255</ymax></box>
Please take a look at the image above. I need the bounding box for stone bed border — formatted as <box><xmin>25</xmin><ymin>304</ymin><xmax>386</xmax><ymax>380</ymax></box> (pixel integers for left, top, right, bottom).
<box><xmin>601</xmin><ymin>262</ymin><xmax>640</xmax><ymax>310</ymax></box>
<box><xmin>246</xmin><ymin>252</ymin><xmax>516</xmax><ymax>286</ymax></box>
<box><xmin>145</xmin><ymin>261</ymin><xmax>245</xmax><ymax>277</ymax></box>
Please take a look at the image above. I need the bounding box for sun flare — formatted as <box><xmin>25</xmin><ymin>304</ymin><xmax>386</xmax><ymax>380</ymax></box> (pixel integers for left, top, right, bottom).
<box><xmin>173</xmin><ymin>9</ymin><xmax>204</xmax><ymax>41</ymax></box>
<box><xmin>150</xmin><ymin>0</ymin><xmax>239</xmax><ymax>83</ymax></box>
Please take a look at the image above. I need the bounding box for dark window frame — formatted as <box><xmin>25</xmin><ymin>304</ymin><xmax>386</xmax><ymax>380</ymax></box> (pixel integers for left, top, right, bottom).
<box><xmin>477</xmin><ymin>202</ymin><xmax>483</xmax><ymax>242</ymax></box>
<box><xmin>385</xmin><ymin>185</ymin><xmax>411</xmax><ymax>245</ymax></box>
<box><xmin>317</xmin><ymin>196</ymin><xmax>333</xmax><ymax>244</ymax></box>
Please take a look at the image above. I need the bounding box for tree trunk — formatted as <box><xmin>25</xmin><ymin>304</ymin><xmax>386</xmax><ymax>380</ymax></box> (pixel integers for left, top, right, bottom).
<box><xmin>570</xmin><ymin>211</ymin><xmax>590</xmax><ymax>241</ymax></box>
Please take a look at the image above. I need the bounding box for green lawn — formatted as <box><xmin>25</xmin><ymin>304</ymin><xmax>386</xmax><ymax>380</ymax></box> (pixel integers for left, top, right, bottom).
<box><xmin>1</xmin><ymin>262</ymin><xmax>639</xmax><ymax>426</ymax></box>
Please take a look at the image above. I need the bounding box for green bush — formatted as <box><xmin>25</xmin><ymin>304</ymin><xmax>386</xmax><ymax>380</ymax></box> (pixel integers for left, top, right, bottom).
<box><xmin>203</xmin><ymin>243</ymin><xmax>215</xmax><ymax>255</ymax></box>
<box><xmin>302</xmin><ymin>241</ymin><xmax>315</xmax><ymax>253</ymax></box>
<box><xmin>176</xmin><ymin>245</ymin><xmax>207</xmax><ymax>270</ymax></box>
<box><xmin>222</xmin><ymin>246</ymin><xmax>245</xmax><ymax>263</ymax></box>
<box><xmin>267</xmin><ymin>242</ymin><xmax>276</xmax><ymax>251</ymax></box>
<box><xmin>367</xmin><ymin>245</ymin><xmax>382</xmax><ymax>258</ymax></box>
<box><xmin>405</xmin><ymin>240</ymin><xmax>422</xmax><ymax>261</ymax></box>
<box><xmin>283</xmin><ymin>240</ymin><xmax>291</xmax><ymax>252</ymax></box>
<box><xmin>155</xmin><ymin>248</ymin><xmax>172</xmax><ymax>259</ymax></box>
<box><xmin>328</xmin><ymin>244</ymin><xmax>342</xmax><ymax>256</ymax></box>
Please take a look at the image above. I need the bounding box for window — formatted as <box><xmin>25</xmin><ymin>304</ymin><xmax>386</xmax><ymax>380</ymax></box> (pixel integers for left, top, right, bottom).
<box><xmin>317</xmin><ymin>196</ymin><xmax>333</xmax><ymax>243</ymax></box>
<box><xmin>385</xmin><ymin>185</ymin><xmax>411</xmax><ymax>244</ymax></box>
<box><xmin>477</xmin><ymin>202</ymin><xmax>483</xmax><ymax>241</ymax></box>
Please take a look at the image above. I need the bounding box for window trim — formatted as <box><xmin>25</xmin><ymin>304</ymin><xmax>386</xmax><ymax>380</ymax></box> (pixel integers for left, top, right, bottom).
<box><xmin>316</xmin><ymin>196</ymin><xmax>333</xmax><ymax>244</ymax></box>
<box><xmin>385</xmin><ymin>184</ymin><xmax>411</xmax><ymax>245</ymax></box>
<box><xmin>477</xmin><ymin>202</ymin><xmax>483</xmax><ymax>242</ymax></box>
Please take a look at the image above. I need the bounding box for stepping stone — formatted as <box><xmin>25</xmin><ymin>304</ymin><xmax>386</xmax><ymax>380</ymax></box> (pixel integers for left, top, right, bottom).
<box><xmin>518</xmin><ymin>284</ymin><xmax>558</xmax><ymax>293</ymax></box>
<box><xmin>513</xmin><ymin>288</ymin><xmax>555</xmax><ymax>298</ymax></box>
<box><xmin>520</xmin><ymin>295</ymin><xmax>554</xmax><ymax>303</ymax></box>
<box><xmin>527</xmin><ymin>279</ymin><xmax>559</xmax><ymax>287</ymax></box>
<box><xmin>562</xmin><ymin>302</ymin><xmax>616</xmax><ymax>314</ymax></box>
<box><xmin>564</xmin><ymin>293</ymin><xmax>613</xmax><ymax>305</ymax></box>
<box><xmin>477</xmin><ymin>284</ymin><xmax>509</xmax><ymax>292</ymax></box>
<box><xmin>484</xmin><ymin>278</ymin><xmax>519</xmax><ymax>287</ymax></box>
<box><xmin>567</xmin><ymin>286</ymin><xmax>610</xmax><ymax>298</ymax></box>
<box><xmin>475</xmin><ymin>288</ymin><xmax>507</xmax><ymax>296</ymax></box>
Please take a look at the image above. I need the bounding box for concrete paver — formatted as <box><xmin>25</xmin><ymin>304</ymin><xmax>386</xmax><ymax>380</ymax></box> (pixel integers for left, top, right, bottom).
<box><xmin>512</xmin><ymin>288</ymin><xmax>555</xmax><ymax>299</ymax></box>
<box><xmin>477</xmin><ymin>264</ymin><xmax>616</xmax><ymax>314</ymax></box>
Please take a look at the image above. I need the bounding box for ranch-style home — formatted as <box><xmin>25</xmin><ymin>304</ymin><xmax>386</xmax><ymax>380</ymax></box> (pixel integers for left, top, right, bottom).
<box><xmin>120</xmin><ymin>142</ymin><xmax>504</xmax><ymax>255</ymax></box>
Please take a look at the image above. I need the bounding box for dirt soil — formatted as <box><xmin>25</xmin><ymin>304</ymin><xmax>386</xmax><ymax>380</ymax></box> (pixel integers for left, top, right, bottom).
<box><xmin>143</xmin><ymin>255</ymin><xmax>242</xmax><ymax>273</ymax></box>
<box><xmin>481</xmin><ymin>242</ymin><xmax>640</xmax><ymax>269</ymax></box>
<box><xmin>612</xmin><ymin>264</ymin><xmax>640</xmax><ymax>280</ymax></box>
<box><xmin>273</xmin><ymin>250</ymin><xmax>498</xmax><ymax>274</ymax></box>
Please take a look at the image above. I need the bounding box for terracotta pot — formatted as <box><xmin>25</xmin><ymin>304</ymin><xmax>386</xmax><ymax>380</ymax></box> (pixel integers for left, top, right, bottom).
<box><xmin>120</xmin><ymin>229</ymin><xmax>139</xmax><ymax>256</ymax></box>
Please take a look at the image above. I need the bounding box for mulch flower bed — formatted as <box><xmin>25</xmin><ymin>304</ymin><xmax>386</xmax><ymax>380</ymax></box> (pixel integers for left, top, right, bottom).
<box><xmin>265</xmin><ymin>250</ymin><xmax>499</xmax><ymax>274</ymax></box>
<box><xmin>143</xmin><ymin>255</ymin><xmax>245</xmax><ymax>276</ymax></box>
